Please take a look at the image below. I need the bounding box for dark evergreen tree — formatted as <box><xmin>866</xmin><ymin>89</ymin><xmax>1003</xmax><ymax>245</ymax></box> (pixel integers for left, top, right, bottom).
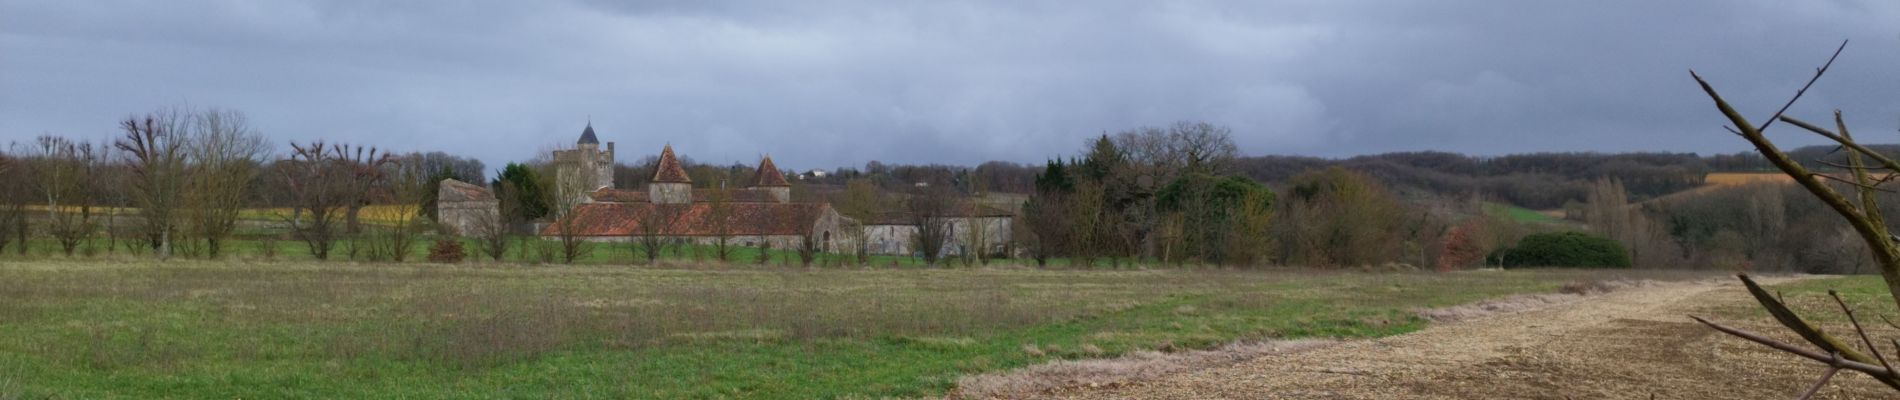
<box><xmin>492</xmin><ymin>163</ymin><xmax>549</xmax><ymax>221</ymax></box>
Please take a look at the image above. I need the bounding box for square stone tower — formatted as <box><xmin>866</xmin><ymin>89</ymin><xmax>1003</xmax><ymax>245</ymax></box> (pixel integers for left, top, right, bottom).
<box><xmin>648</xmin><ymin>144</ymin><xmax>693</xmax><ymax>204</ymax></box>
<box><xmin>553</xmin><ymin>123</ymin><xmax>614</xmax><ymax>203</ymax></box>
<box><xmin>749</xmin><ymin>155</ymin><xmax>791</xmax><ymax>203</ymax></box>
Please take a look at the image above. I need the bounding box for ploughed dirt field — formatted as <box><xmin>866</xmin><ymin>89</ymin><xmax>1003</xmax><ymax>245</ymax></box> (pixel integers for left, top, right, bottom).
<box><xmin>1027</xmin><ymin>277</ymin><xmax>1897</xmax><ymax>399</ymax></box>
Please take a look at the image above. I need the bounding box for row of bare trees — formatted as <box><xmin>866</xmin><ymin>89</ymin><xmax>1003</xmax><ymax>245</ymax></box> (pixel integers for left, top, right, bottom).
<box><xmin>280</xmin><ymin>141</ymin><xmax>471</xmax><ymax>261</ymax></box>
<box><xmin>0</xmin><ymin>108</ymin><xmax>269</xmax><ymax>258</ymax></box>
<box><xmin>1570</xmin><ymin>173</ymin><xmax>1900</xmax><ymax>273</ymax></box>
<box><xmin>0</xmin><ymin>107</ymin><xmax>480</xmax><ymax>261</ymax></box>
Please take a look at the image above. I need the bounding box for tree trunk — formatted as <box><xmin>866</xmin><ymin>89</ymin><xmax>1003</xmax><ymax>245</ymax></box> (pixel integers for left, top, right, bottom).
<box><xmin>158</xmin><ymin>229</ymin><xmax>171</xmax><ymax>260</ymax></box>
<box><xmin>347</xmin><ymin>205</ymin><xmax>363</xmax><ymax>234</ymax></box>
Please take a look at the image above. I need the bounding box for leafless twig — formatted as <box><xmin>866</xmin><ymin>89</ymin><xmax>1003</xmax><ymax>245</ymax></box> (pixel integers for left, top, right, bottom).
<box><xmin>1757</xmin><ymin>39</ymin><xmax>1848</xmax><ymax>134</ymax></box>
<box><xmin>1690</xmin><ymin>316</ymin><xmax>1895</xmax><ymax>380</ymax></box>
<box><xmin>1795</xmin><ymin>354</ymin><xmax>1842</xmax><ymax>400</ymax></box>
<box><xmin>1832</xmin><ymin>290</ymin><xmax>1897</xmax><ymax>377</ymax></box>
<box><xmin>1813</xmin><ymin>173</ymin><xmax>1900</xmax><ymax>193</ymax></box>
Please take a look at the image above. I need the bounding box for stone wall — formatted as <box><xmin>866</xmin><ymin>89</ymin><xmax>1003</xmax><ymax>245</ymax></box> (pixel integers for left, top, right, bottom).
<box><xmin>647</xmin><ymin>182</ymin><xmax>692</xmax><ymax>204</ymax></box>
<box><xmin>569</xmin><ymin>235</ymin><xmax>838</xmax><ymax>253</ymax></box>
<box><xmin>861</xmin><ymin>216</ymin><xmax>1012</xmax><ymax>256</ymax></box>
<box><xmin>562</xmin><ymin>206</ymin><xmax>858</xmax><ymax>253</ymax></box>
<box><xmin>751</xmin><ymin>186</ymin><xmax>790</xmax><ymax>203</ymax></box>
<box><xmin>553</xmin><ymin>143</ymin><xmax>614</xmax><ymax>203</ymax></box>
<box><xmin>439</xmin><ymin>198</ymin><xmax>499</xmax><ymax>236</ymax></box>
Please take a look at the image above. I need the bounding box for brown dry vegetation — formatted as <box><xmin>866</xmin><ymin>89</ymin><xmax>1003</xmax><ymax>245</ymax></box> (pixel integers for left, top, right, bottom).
<box><xmin>1041</xmin><ymin>276</ymin><xmax>1899</xmax><ymax>399</ymax></box>
<box><xmin>1704</xmin><ymin>172</ymin><xmax>1798</xmax><ymax>186</ymax></box>
<box><xmin>954</xmin><ymin>340</ymin><xmax>1336</xmax><ymax>397</ymax></box>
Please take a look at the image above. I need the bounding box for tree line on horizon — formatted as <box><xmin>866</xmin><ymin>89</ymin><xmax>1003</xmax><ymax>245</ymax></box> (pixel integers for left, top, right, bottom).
<box><xmin>4</xmin><ymin>106</ymin><xmax>1890</xmax><ymax>271</ymax></box>
<box><xmin>680</xmin><ymin>143</ymin><xmax>1897</xmax><ymax>213</ymax></box>
<box><xmin>1008</xmin><ymin>121</ymin><xmax>1517</xmax><ymax>270</ymax></box>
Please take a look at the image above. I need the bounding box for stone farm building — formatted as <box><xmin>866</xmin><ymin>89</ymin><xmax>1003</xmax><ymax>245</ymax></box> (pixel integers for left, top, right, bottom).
<box><xmin>436</xmin><ymin>178</ymin><xmax>499</xmax><ymax>236</ymax></box>
<box><xmin>861</xmin><ymin>205</ymin><xmax>1015</xmax><ymax>257</ymax></box>
<box><xmin>540</xmin><ymin>131</ymin><xmax>856</xmax><ymax>252</ymax></box>
<box><xmin>446</xmin><ymin>124</ymin><xmax>1016</xmax><ymax>257</ymax></box>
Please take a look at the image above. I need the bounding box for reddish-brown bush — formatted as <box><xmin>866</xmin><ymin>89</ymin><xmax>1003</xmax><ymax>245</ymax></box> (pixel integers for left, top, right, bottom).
<box><xmin>427</xmin><ymin>239</ymin><xmax>466</xmax><ymax>263</ymax></box>
<box><xmin>1436</xmin><ymin>220</ymin><xmax>1486</xmax><ymax>272</ymax></box>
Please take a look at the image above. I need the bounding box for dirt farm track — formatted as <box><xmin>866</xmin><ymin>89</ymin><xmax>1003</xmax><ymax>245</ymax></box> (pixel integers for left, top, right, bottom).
<box><xmin>1040</xmin><ymin>278</ymin><xmax>1895</xmax><ymax>400</ymax></box>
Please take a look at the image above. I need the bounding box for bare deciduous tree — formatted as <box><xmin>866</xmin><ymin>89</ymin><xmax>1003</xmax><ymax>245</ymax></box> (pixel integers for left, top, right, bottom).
<box><xmin>961</xmin><ymin>205</ymin><xmax>992</xmax><ymax>266</ymax></box>
<box><xmin>281</xmin><ymin>141</ymin><xmax>389</xmax><ymax>260</ymax></box>
<box><xmin>469</xmin><ymin>181</ymin><xmax>516</xmax><ymax>262</ymax></box>
<box><xmin>907</xmin><ymin>186</ymin><xmax>956</xmax><ymax>265</ymax></box>
<box><xmin>0</xmin><ymin>149</ymin><xmax>24</xmax><ymax>255</ymax></box>
<box><xmin>547</xmin><ymin>160</ymin><xmax>595</xmax><ymax>264</ymax></box>
<box><xmin>1272</xmin><ymin>167</ymin><xmax>1405</xmax><ymax>268</ymax></box>
<box><xmin>754</xmin><ymin>233</ymin><xmax>772</xmax><ymax>265</ymax></box>
<box><xmin>836</xmin><ymin>178</ymin><xmax>882</xmax><ymax>265</ymax></box>
<box><xmin>116</xmin><ymin>110</ymin><xmax>188</xmax><ymax>258</ymax></box>
<box><xmin>1021</xmin><ymin>178</ymin><xmax>1071</xmax><ymax>266</ymax></box>
<box><xmin>630</xmin><ymin>203</ymin><xmax>689</xmax><ymax>265</ymax></box>
<box><xmin>705</xmin><ymin>188</ymin><xmax>735</xmax><ymax>262</ymax></box>
<box><xmin>182</xmin><ymin>109</ymin><xmax>268</xmax><ymax>258</ymax></box>
<box><xmin>35</xmin><ymin>136</ymin><xmax>97</xmax><ymax>256</ymax></box>
<box><xmin>1582</xmin><ymin>178</ymin><xmax>1680</xmax><ymax>268</ymax></box>
<box><xmin>342</xmin><ymin>150</ymin><xmax>393</xmax><ymax>237</ymax></box>
<box><xmin>839</xmin><ymin>218</ymin><xmax>867</xmax><ymax>267</ymax></box>
<box><xmin>961</xmin><ymin>175</ymin><xmax>991</xmax><ymax>267</ymax></box>
<box><xmin>367</xmin><ymin>154</ymin><xmax>430</xmax><ymax>262</ymax></box>
<box><xmin>1066</xmin><ymin>181</ymin><xmax>1108</xmax><ymax>267</ymax></box>
<box><xmin>790</xmin><ymin>206</ymin><xmax>824</xmax><ymax>267</ymax></box>
<box><xmin>1225</xmin><ymin>189</ymin><xmax>1275</xmax><ymax>266</ymax></box>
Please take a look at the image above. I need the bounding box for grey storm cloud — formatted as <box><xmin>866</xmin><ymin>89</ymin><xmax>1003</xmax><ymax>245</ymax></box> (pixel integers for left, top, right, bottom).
<box><xmin>3</xmin><ymin>0</ymin><xmax>1899</xmax><ymax>172</ymax></box>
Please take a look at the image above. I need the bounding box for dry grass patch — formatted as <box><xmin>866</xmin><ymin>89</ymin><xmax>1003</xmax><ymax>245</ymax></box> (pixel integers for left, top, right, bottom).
<box><xmin>1416</xmin><ymin>278</ymin><xmax>1658</xmax><ymax>322</ymax></box>
<box><xmin>953</xmin><ymin>340</ymin><xmax>1335</xmax><ymax>399</ymax></box>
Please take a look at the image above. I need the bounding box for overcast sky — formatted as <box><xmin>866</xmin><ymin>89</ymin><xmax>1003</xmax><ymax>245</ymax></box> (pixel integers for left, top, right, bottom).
<box><xmin>4</xmin><ymin>1</ymin><xmax>1899</xmax><ymax>172</ymax></box>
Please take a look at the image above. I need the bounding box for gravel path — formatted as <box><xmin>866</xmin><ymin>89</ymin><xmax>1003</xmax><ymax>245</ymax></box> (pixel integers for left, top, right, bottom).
<box><xmin>1043</xmin><ymin>277</ymin><xmax>1895</xmax><ymax>399</ymax></box>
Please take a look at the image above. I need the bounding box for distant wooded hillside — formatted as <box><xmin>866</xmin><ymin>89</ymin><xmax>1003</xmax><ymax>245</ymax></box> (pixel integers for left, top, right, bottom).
<box><xmin>773</xmin><ymin>145</ymin><xmax>1900</xmax><ymax>211</ymax></box>
<box><xmin>1223</xmin><ymin>145</ymin><xmax>1900</xmax><ymax>210</ymax></box>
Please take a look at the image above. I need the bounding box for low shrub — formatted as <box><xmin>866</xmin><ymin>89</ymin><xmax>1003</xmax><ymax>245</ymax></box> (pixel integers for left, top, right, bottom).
<box><xmin>427</xmin><ymin>239</ymin><xmax>466</xmax><ymax>263</ymax></box>
<box><xmin>1493</xmin><ymin>231</ymin><xmax>1630</xmax><ymax>268</ymax></box>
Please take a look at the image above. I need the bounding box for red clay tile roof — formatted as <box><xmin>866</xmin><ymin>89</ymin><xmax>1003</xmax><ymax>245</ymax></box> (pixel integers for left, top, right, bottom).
<box><xmin>590</xmin><ymin>188</ymin><xmax>781</xmax><ymax>203</ymax></box>
<box><xmin>590</xmin><ymin>188</ymin><xmax>646</xmax><ymax>203</ymax></box>
<box><xmin>439</xmin><ymin>179</ymin><xmax>495</xmax><ymax>202</ymax></box>
<box><xmin>650</xmin><ymin>144</ymin><xmax>692</xmax><ymax>183</ymax></box>
<box><xmin>542</xmin><ymin>202</ymin><xmax>831</xmax><ymax>237</ymax></box>
<box><xmin>695</xmin><ymin>189</ymin><xmax>779</xmax><ymax>203</ymax></box>
<box><xmin>752</xmin><ymin>156</ymin><xmax>791</xmax><ymax>187</ymax></box>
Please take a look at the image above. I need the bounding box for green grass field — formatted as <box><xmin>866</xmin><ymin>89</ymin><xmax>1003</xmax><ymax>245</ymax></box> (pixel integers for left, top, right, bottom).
<box><xmin>0</xmin><ymin>234</ymin><xmax>1173</xmax><ymax>269</ymax></box>
<box><xmin>6</xmin><ymin>206</ymin><xmax>1156</xmax><ymax>268</ymax></box>
<box><xmin>1701</xmin><ymin>274</ymin><xmax>1900</xmax><ymax>325</ymax></box>
<box><xmin>1</xmin><ymin>235</ymin><xmax>925</xmax><ymax>266</ymax></box>
<box><xmin>0</xmin><ymin>261</ymin><xmax>1712</xmax><ymax>399</ymax></box>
